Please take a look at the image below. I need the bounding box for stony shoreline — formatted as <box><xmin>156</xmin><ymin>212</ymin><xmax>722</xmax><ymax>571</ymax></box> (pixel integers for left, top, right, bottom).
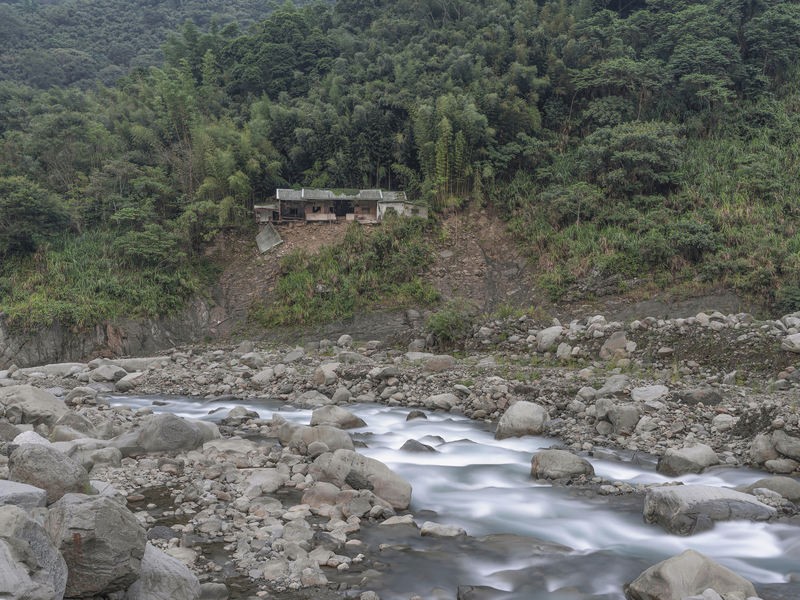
<box><xmin>2</xmin><ymin>308</ymin><xmax>800</xmax><ymax>600</ymax></box>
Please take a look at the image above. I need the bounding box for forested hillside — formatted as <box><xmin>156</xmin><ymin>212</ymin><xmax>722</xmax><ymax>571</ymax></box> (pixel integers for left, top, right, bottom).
<box><xmin>2</xmin><ymin>0</ymin><xmax>800</xmax><ymax>330</ymax></box>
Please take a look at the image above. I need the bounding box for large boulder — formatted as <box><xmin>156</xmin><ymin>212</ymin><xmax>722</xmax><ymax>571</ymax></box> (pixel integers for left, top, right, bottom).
<box><xmin>536</xmin><ymin>326</ymin><xmax>563</xmax><ymax>352</ymax></box>
<box><xmin>735</xmin><ymin>476</ymin><xmax>800</xmax><ymax>503</ymax></box>
<box><xmin>289</xmin><ymin>426</ymin><xmax>355</xmax><ymax>455</ymax></box>
<box><xmin>9</xmin><ymin>445</ymin><xmax>90</xmax><ymax>505</ymax></box>
<box><xmin>595</xmin><ymin>375</ymin><xmax>630</xmax><ymax>399</ymax></box>
<box><xmin>52</xmin><ymin>411</ymin><xmax>98</xmax><ymax>439</ymax></box>
<box><xmin>250</xmin><ymin>369</ymin><xmax>275</xmax><ymax>389</ymax></box>
<box><xmin>0</xmin><ymin>505</ymin><xmax>67</xmax><ymax>600</ymax></box>
<box><xmin>0</xmin><ymin>481</ymin><xmax>48</xmax><ymax>512</ymax></box>
<box><xmin>124</xmin><ymin>544</ymin><xmax>201</xmax><ymax>600</ymax></box>
<box><xmin>310</xmin><ymin>406</ymin><xmax>366</xmax><ymax>429</ymax></box>
<box><xmin>0</xmin><ymin>537</ymin><xmax>56</xmax><ymax>600</ymax></box>
<box><xmin>599</xmin><ymin>331</ymin><xmax>627</xmax><ymax>360</ymax></box>
<box><xmin>624</xmin><ymin>549</ymin><xmax>757</xmax><ymax>600</ymax></box>
<box><xmin>112</xmin><ymin>413</ymin><xmax>204</xmax><ymax>456</ymax></box>
<box><xmin>90</xmin><ymin>364</ymin><xmax>127</xmax><ymax>383</ymax></box>
<box><xmin>295</xmin><ymin>390</ymin><xmax>335</xmax><ymax>409</ymax></box>
<box><xmin>45</xmin><ymin>493</ymin><xmax>147</xmax><ymax>597</ymax></box>
<box><xmin>608</xmin><ymin>404</ymin><xmax>644</xmax><ymax>433</ymax></box>
<box><xmin>494</xmin><ymin>401</ymin><xmax>549</xmax><ymax>440</ymax></box>
<box><xmin>771</xmin><ymin>429</ymin><xmax>800</xmax><ymax>460</ymax></box>
<box><xmin>424</xmin><ymin>393</ymin><xmax>459</xmax><ymax>410</ymax></box>
<box><xmin>530</xmin><ymin>450</ymin><xmax>594</xmax><ymax>480</ymax></box>
<box><xmin>313</xmin><ymin>363</ymin><xmax>340</xmax><ymax>386</ymax></box>
<box><xmin>750</xmin><ymin>434</ymin><xmax>779</xmax><ymax>465</ymax></box>
<box><xmin>643</xmin><ymin>484</ymin><xmax>776</xmax><ymax>535</ymax></box>
<box><xmin>239</xmin><ymin>352</ymin><xmax>264</xmax><ymax>370</ymax></box>
<box><xmin>656</xmin><ymin>443</ymin><xmax>720</xmax><ymax>476</ymax></box>
<box><xmin>0</xmin><ymin>385</ymin><xmax>67</xmax><ymax>427</ymax></box>
<box><xmin>310</xmin><ymin>449</ymin><xmax>412</xmax><ymax>509</ymax></box>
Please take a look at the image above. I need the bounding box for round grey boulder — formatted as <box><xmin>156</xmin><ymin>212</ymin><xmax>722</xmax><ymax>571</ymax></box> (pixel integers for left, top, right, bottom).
<box><xmin>656</xmin><ymin>443</ymin><xmax>720</xmax><ymax>476</ymax></box>
<box><xmin>624</xmin><ymin>549</ymin><xmax>756</xmax><ymax>600</ymax></box>
<box><xmin>9</xmin><ymin>445</ymin><xmax>90</xmax><ymax>505</ymax></box>
<box><xmin>310</xmin><ymin>405</ymin><xmax>366</xmax><ymax>429</ymax></box>
<box><xmin>530</xmin><ymin>449</ymin><xmax>595</xmax><ymax>480</ymax></box>
<box><xmin>495</xmin><ymin>401</ymin><xmax>549</xmax><ymax>440</ymax></box>
<box><xmin>112</xmin><ymin>413</ymin><xmax>204</xmax><ymax>456</ymax></box>
<box><xmin>123</xmin><ymin>543</ymin><xmax>200</xmax><ymax>600</ymax></box>
<box><xmin>45</xmin><ymin>493</ymin><xmax>147</xmax><ymax>597</ymax></box>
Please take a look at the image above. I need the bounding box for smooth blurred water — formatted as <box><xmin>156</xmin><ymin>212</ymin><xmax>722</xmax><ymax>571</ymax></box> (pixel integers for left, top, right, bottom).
<box><xmin>115</xmin><ymin>394</ymin><xmax>800</xmax><ymax>599</ymax></box>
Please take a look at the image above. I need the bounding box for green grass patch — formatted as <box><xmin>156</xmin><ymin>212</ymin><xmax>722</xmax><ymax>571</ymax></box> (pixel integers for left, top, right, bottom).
<box><xmin>250</xmin><ymin>216</ymin><xmax>440</xmax><ymax>327</ymax></box>
<box><xmin>0</xmin><ymin>230</ymin><xmax>214</xmax><ymax>330</ymax></box>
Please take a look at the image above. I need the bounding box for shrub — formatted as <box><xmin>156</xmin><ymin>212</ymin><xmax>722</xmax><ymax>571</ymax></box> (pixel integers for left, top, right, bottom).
<box><xmin>426</xmin><ymin>301</ymin><xmax>471</xmax><ymax>343</ymax></box>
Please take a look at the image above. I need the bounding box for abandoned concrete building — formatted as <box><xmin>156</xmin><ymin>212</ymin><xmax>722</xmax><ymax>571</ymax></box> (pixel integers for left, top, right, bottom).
<box><xmin>254</xmin><ymin>189</ymin><xmax>427</xmax><ymax>226</ymax></box>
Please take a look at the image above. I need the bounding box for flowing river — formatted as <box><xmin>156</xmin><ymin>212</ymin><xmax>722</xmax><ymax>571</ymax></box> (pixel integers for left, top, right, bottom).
<box><xmin>113</xmin><ymin>394</ymin><xmax>800</xmax><ymax>600</ymax></box>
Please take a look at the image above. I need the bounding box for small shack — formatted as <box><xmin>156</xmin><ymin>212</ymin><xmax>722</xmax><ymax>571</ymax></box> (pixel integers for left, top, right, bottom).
<box><xmin>267</xmin><ymin>189</ymin><xmax>427</xmax><ymax>224</ymax></box>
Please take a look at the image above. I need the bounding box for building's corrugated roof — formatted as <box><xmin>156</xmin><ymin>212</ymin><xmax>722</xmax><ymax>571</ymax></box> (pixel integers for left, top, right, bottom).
<box><xmin>276</xmin><ymin>188</ymin><xmax>391</xmax><ymax>201</ymax></box>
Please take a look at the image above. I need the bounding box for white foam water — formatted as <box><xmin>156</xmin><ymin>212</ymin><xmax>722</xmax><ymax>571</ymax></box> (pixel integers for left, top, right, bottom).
<box><xmin>113</xmin><ymin>394</ymin><xmax>800</xmax><ymax>598</ymax></box>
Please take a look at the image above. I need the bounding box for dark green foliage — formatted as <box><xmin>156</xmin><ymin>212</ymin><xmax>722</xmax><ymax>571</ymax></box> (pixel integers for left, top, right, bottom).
<box><xmin>0</xmin><ymin>176</ymin><xmax>72</xmax><ymax>256</ymax></box>
<box><xmin>2</xmin><ymin>0</ymin><xmax>800</xmax><ymax>328</ymax></box>
<box><xmin>112</xmin><ymin>224</ymin><xmax>186</xmax><ymax>267</ymax></box>
<box><xmin>668</xmin><ymin>220</ymin><xmax>720</xmax><ymax>263</ymax></box>
<box><xmin>426</xmin><ymin>301</ymin><xmax>471</xmax><ymax>344</ymax></box>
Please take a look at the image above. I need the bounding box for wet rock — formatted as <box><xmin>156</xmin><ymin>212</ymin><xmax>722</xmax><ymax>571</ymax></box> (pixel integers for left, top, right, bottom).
<box><xmin>424</xmin><ymin>393</ymin><xmax>459</xmax><ymax>410</ymax></box>
<box><xmin>302</xmin><ymin>482</ymin><xmax>341</xmax><ymax>508</ymax></box>
<box><xmin>656</xmin><ymin>443</ymin><xmax>720</xmax><ymax>476</ymax></box>
<box><xmin>310</xmin><ymin>449</ymin><xmax>412</xmax><ymax>509</ymax></box>
<box><xmin>310</xmin><ymin>405</ymin><xmax>367</xmax><ymax>429</ymax></box>
<box><xmin>736</xmin><ymin>476</ymin><xmax>800</xmax><ymax>503</ymax></box>
<box><xmin>624</xmin><ymin>549</ymin><xmax>756</xmax><ymax>600</ymax></box>
<box><xmin>0</xmin><ymin>505</ymin><xmax>67</xmax><ymax>600</ymax></box>
<box><xmin>530</xmin><ymin>449</ymin><xmax>594</xmax><ymax>480</ymax></box>
<box><xmin>199</xmin><ymin>583</ymin><xmax>228</xmax><ymax>600</ymax></box>
<box><xmin>406</xmin><ymin>410</ymin><xmax>427</xmax><ymax>421</ymax></box>
<box><xmin>765</xmin><ymin>458</ymin><xmax>799</xmax><ymax>474</ymax></box>
<box><xmin>113</xmin><ymin>412</ymin><xmax>204</xmax><ymax>456</ymax></box>
<box><xmin>295</xmin><ymin>390</ymin><xmax>335</xmax><ymax>408</ymax></box>
<box><xmin>289</xmin><ymin>425</ymin><xmax>355</xmax><ymax>455</ymax></box>
<box><xmin>45</xmin><ymin>493</ymin><xmax>147</xmax><ymax>597</ymax></box>
<box><xmin>643</xmin><ymin>485</ymin><xmax>776</xmax><ymax>535</ymax></box>
<box><xmin>494</xmin><ymin>401</ymin><xmax>549</xmax><ymax>439</ymax></box>
<box><xmin>420</xmin><ymin>521</ymin><xmax>467</xmax><ymax>539</ymax></box>
<box><xmin>9</xmin><ymin>445</ymin><xmax>90</xmax><ymax>505</ymax></box>
<box><xmin>0</xmin><ymin>386</ymin><xmax>67</xmax><ymax>427</ymax></box>
<box><xmin>400</xmin><ymin>439</ymin><xmax>436</xmax><ymax>453</ymax></box>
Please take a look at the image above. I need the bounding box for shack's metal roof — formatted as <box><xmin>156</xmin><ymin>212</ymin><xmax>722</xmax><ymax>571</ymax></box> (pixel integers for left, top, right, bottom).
<box><xmin>275</xmin><ymin>189</ymin><xmax>425</xmax><ymax>205</ymax></box>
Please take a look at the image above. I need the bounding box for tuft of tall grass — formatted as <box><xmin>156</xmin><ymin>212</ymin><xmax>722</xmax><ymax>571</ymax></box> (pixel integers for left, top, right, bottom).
<box><xmin>250</xmin><ymin>216</ymin><xmax>440</xmax><ymax>327</ymax></box>
<box><xmin>0</xmin><ymin>230</ymin><xmax>211</xmax><ymax>330</ymax></box>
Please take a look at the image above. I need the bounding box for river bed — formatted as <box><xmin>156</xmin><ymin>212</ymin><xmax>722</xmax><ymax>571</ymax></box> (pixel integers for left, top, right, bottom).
<box><xmin>113</xmin><ymin>394</ymin><xmax>800</xmax><ymax>599</ymax></box>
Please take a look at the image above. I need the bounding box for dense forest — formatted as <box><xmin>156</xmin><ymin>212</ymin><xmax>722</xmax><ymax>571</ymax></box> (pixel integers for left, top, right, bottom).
<box><xmin>2</xmin><ymin>0</ymin><xmax>800</xmax><ymax>329</ymax></box>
